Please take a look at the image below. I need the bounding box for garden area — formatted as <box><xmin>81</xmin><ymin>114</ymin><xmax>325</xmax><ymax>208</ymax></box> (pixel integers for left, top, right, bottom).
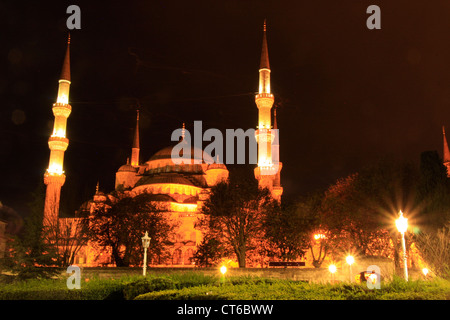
<box><xmin>0</xmin><ymin>270</ymin><xmax>449</xmax><ymax>300</ymax></box>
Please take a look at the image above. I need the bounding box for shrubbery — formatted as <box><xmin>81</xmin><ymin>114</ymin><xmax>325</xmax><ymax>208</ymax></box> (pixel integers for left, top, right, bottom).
<box><xmin>0</xmin><ymin>272</ymin><xmax>449</xmax><ymax>300</ymax></box>
<box><xmin>123</xmin><ymin>277</ymin><xmax>176</xmax><ymax>300</ymax></box>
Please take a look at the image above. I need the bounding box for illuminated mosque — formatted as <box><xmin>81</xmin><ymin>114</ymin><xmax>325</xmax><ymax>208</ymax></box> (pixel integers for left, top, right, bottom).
<box><xmin>42</xmin><ymin>21</ymin><xmax>283</xmax><ymax>266</ymax></box>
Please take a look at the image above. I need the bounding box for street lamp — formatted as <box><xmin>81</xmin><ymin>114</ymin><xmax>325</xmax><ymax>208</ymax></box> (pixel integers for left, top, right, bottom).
<box><xmin>220</xmin><ymin>265</ymin><xmax>227</xmax><ymax>286</ymax></box>
<box><xmin>422</xmin><ymin>268</ymin><xmax>429</xmax><ymax>278</ymax></box>
<box><xmin>220</xmin><ymin>265</ymin><xmax>227</xmax><ymax>275</ymax></box>
<box><xmin>328</xmin><ymin>264</ymin><xmax>337</xmax><ymax>283</ymax></box>
<box><xmin>395</xmin><ymin>210</ymin><xmax>408</xmax><ymax>281</ymax></box>
<box><xmin>141</xmin><ymin>231</ymin><xmax>151</xmax><ymax>276</ymax></box>
<box><xmin>346</xmin><ymin>255</ymin><xmax>355</xmax><ymax>282</ymax></box>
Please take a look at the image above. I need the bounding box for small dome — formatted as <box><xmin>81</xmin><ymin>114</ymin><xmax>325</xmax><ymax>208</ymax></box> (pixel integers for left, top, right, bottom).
<box><xmin>118</xmin><ymin>164</ymin><xmax>137</xmax><ymax>173</ymax></box>
<box><xmin>207</xmin><ymin>163</ymin><xmax>227</xmax><ymax>170</ymax></box>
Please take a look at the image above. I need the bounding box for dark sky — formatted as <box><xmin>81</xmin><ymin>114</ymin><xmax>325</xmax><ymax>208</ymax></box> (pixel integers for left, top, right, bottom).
<box><xmin>2</xmin><ymin>0</ymin><xmax>450</xmax><ymax>216</ymax></box>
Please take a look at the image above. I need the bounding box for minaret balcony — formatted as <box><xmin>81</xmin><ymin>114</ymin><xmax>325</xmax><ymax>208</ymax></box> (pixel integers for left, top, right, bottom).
<box><xmin>44</xmin><ymin>172</ymin><xmax>66</xmax><ymax>186</ymax></box>
<box><xmin>255</xmin><ymin>94</ymin><xmax>274</xmax><ymax>109</ymax></box>
<box><xmin>255</xmin><ymin>93</ymin><xmax>274</xmax><ymax>100</ymax></box>
<box><xmin>52</xmin><ymin>103</ymin><xmax>72</xmax><ymax>117</ymax></box>
<box><xmin>254</xmin><ymin>165</ymin><xmax>279</xmax><ymax>179</ymax></box>
<box><xmin>255</xmin><ymin>128</ymin><xmax>275</xmax><ymax>143</ymax></box>
<box><xmin>48</xmin><ymin>136</ymin><xmax>69</xmax><ymax>151</ymax></box>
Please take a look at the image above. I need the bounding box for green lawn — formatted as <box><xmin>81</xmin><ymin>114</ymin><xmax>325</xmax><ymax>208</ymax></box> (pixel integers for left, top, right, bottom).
<box><xmin>0</xmin><ymin>272</ymin><xmax>449</xmax><ymax>300</ymax></box>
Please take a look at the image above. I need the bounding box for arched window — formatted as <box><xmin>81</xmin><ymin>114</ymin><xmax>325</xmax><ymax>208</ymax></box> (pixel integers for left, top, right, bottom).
<box><xmin>184</xmin><ymin>248</ymin><xmax>194</xmax><ymax>265</ymax></box>
<box><xmin>172</xmin><ymin>249</ymin><xmax>183</xmax><ymax>265</ymax></box>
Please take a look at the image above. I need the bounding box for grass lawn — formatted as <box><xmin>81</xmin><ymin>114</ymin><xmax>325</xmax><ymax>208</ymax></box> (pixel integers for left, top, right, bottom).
<box><xmin>0</xmin><ymin>272</ymin><xmax>449</xmax><ymax>300</ymax></box>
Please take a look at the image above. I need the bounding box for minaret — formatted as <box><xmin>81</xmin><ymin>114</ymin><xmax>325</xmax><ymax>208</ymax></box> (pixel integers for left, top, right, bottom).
<box><xmin>443</xmin><ymin>126</ymin><xmax>450</xmax><ymax>177</ymax></box>
<box><xmin>253</xmin><ymin>20</ymin><xmax>283</xmax><ymax>200</ymax></box>
<box><xmin>131</xmin><ymin>109</ymin><xmax>140</xmax><ymax>167</ymax></box>
<box><xmin>43</xmin><ymin>35</ymin><xmax>72</xmax><ymax>227</ymax></box>
<box><xmin>271</xmin><ymin>107</ymin><xmax>283</xmax><ymax>197</ymax></box>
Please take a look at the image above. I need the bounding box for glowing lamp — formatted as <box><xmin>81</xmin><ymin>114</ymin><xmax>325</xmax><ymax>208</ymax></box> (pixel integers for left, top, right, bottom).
<box><xmin>395</xmin><ymin>210</ymin><xmax>408</xmax><ymax>234</ymax></box>
<box><xmin>346</xmin><ymin>256</ymin><xmax>355</xmax><ymax>265</ymax></box>
<box><xmin>346</xmin><ymin>255</ymin><xmax>355</xmax><ymax>282</ymax></box>
<box><xmin>314</xmin><ymin>233</ymin><xmax>326</xmax><ymax>240</ymax></box>
<box><xmin>396</xmin><ymin>210</ymin><xmax>409</xmax><ymax>281</ymax></box>
<box><xmin>142</xmin><ymin>231</ymin><xmax>151</xmax><ymax>249</ymax></box>
<box><xmin>328</xmin><ymin>264</ymin><xmax>337</xmax><ymax>274</ymax></box>
<box><xmin>422</xmin><ymin>268</ymin><xmax>429</xmax><ymax>277</ymax></box>
<box><xmin>220</xmin><ymin>265</ymin><xmax>227</xmax><ymax>275</ymax></box>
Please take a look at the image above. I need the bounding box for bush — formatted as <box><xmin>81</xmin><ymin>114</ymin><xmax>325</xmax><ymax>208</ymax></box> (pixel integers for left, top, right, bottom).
<box><xmin>135</xmin><ymin>277</ymin><xmax>450</xmax><ymax>300</ymax></box>
<box><xmin>170</xmin><ymin>271</ymin><xmax>217</xmax><ymax>289</ymax></box>
<box><xmin>228</xmin><ymin>276</ymin><xmax>276</xmax><ymax>286</ymax></box>
<box><xmin>123</xmin><ymin>277</ymin><xmax>176</xmax><ymax>300</ymax></box>
<box><xmin>1</xmin><ymin>272</ymin><xmax>449</xmax><ymax>300</ymax></box>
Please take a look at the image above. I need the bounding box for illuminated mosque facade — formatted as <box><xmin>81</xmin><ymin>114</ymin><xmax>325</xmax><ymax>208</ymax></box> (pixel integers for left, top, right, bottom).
<box><xmin>42</xmin><ymin>22</ymin><xmax>282</xmax><ymax>266</ymax></box>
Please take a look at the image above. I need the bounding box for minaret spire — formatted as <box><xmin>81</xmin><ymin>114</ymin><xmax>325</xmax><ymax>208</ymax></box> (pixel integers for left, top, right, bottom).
<box><xmin>43</xmin><ymin>36</ymin><xmax>73</xmax><ymax>227</ymax></box>
<box><xmin>60</xmin><ymin>33</ymin><xmax>71</xmax><ymax>82</ymax></box>
<box><xmin>260</xmin><ymin>19</ymin><xmax>270</xmax><ymax>70</ymax></box>
<box><xmin>131</xmin><ymin>109</ymin><xmax>140</xmax><ymax>167</ymax></box>
<box><xmin>254</xmin><ymin>20</ymin><xmax>283</xmax><ymax>201</ymax></box>
<box><xmin>258</xmin><ymin>19</ymin><xmax>271</xmax><ymax>95</ymax></box>
<box><xmin>443</xmin><ymin>126</ymin><xmax>450</xmax><ymax>177</ymax></box>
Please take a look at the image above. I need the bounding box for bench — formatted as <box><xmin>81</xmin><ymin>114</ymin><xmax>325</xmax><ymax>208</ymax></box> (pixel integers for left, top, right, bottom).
<box><xmin>268</xmin><ymin>261</ymin><xmax>305</xmax><ymax>267</ymax></box>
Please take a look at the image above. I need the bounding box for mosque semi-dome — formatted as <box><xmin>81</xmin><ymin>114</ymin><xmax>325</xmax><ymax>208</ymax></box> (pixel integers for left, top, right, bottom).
<box><xmin>135</xmin><ymin>173</ymin><xmax>197</xmax><ymax>188</ymax></box>
<box><xmin>117</xmin><ymin>163</ymin><xmax>137</xmax><ymax>172</ymax></box>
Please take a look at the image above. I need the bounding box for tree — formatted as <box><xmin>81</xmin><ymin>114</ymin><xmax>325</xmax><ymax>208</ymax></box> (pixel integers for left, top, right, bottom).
<box><xmin>295</xmin><ymin>193</ymin><xmax>332</xmax><ymax>268</ymax></box>
<box><xmin>318</xmin><ymin>158</ymin><xmax>418</xmax><ymax>268</ymax></box>
<box><xmin>414</xmin><ymin>223</ymin><xmax>450</xmax><ymax>279</ymax></box>
<box><xmin>192</xmin><ymin>237</ymin><xmax>229</xmax><ymax>267</ymax></box>
<box><xmin>198</xmin><ymin>173</ymin><xmax>274</xmax><ymax>268</ymax></box>
<box><xmin>262</xmin><ymin>200</ymin><xmax>311</xmax><ymax>262</ymax></box>
<box><xmin>416</xmin><ymin>151</ymin><xmax>450</xmax><ymax>230</ymax></box>
<box><xmin>88</xmin><ymin>193</ymin><xmax>176</xmax><ymax>267</ymax></box>
<box><xmin>54</xmin><ymin>217</ymin><xmax>90</xmax><ymax>266</ymax></box>
<box><xmin>2</xmin><ymin>183</ymin><xmax>61</xmax><ymax>279</ymax></box>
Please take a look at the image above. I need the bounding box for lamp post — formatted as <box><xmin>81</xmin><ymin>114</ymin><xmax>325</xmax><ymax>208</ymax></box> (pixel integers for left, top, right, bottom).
<box><xmin>395</xmin><ymin>210</ymin><xmax>408</xmax><ymax>281</ymax></box>
<box><xmin>328</xmin><ymin>264</ymin><xmax>337</xmax><ymax>283</ymax></box>
<box><xmin>141</xmin><ymin>231</ymin><xmax>151</xmax><ymax>277</ymax></box>
<box><xmin>346</xmin><ymin>255</ymin><xmax>355</xmax><ymax>282</ymax></box>
<box><xmin>220</xmin><ymin>265</ymin><xmax>227</xmax><ymax>285</ymax></box>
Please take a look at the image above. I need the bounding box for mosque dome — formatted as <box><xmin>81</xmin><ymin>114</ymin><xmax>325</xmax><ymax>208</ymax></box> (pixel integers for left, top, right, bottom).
<box><xmin>148</xmin><ymin>143</ymin><xmax>214</xmax><ymax>164</ymax></box>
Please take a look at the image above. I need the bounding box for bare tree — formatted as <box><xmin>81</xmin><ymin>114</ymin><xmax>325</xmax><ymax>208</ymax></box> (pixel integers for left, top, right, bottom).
<box><xmin>414</xmin><ymin>223</ymin><xmax>450</xmax><ymax>279</ymax></box>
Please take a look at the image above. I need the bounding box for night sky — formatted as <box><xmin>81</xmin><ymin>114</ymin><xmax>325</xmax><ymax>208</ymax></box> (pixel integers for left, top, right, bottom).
<box><xmin>2</xmin><ymin>1</ymin><xmax>450</xmax><ymax>216</ymax></box>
